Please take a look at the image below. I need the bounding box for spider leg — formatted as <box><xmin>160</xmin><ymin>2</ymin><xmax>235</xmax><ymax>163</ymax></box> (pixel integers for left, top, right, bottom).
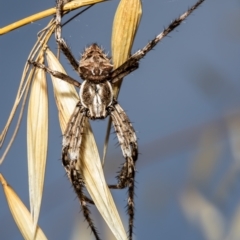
<box><xmin>108</xmin><ymin>101</ymin><xmax>138</xmax><ymax>240</ymax></box>
<box><xmin>62</xmin><ymin>103</ymin><xmax>101</xmax><ymax>239</ymax></box>
<box><xmin>110</xmin><ymin>0</ymin><xmax>205</xmax><ymax>85</ymax></box>
<box><xmin>110</xmin><ymin>62</ymin><xmax>139</xmax><ymax>84</ymax></box>
<box><xmin>29</xmin><ymin>60</ymin><xmax>81</xmax><ymax>88</ymax></box>
<box><xmin>55</xmin><ymin>0</ymin><xmax>80</xmax><ymax>73</ymax></box>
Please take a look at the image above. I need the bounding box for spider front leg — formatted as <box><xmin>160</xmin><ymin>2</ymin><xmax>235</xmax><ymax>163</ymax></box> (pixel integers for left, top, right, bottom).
<box><xmin>110</xmin><ymin>61</ymin><xmax>139</xmax><ymax>84</ymax></box>
<box><xmin>111</xmin><ymin>0</ymin><xmax>205</xmax><ymax>86</ymax></box>
<box><xmin>108</xmin><ymin>101</ymin><xmax>138</xmax><ymax>240</ymax></box>
<box><xmin>55</xmin><ymin>0</ymin><xmax>80</xmax><ymax>73</ymax></box>
<box><xmin>28</xmin><ymin>60</ymin><xmax>81</xmax><ymax>88</ymax></box>
<box><xmin>62</xmin><ymin>103</ymin><xmax>101</xmax><ymax>240</ymax></box>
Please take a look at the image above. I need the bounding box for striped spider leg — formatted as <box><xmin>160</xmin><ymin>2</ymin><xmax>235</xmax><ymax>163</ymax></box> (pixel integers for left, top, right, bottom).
<box><xmin>28</xmin><ymin>0</ymin><xmax>206</xmax><ymax>239</ymax></box>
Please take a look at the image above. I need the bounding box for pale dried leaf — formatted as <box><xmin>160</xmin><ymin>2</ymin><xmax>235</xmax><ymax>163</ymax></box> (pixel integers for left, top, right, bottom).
<box><xmin>27</xmin><ymin>57</ymin><xmax>48</xmax><ymax>237</ymax></box>
<box><xmin>111</xmin><ymin>0</ymin><xmax>142</xmax><ymax>96</ymax></box>
<box><xmin>103</xmin><ymin>0</ymin><xmax>142</xmax><ymax>165</ymax></box>
<box><xmin>80</xmin><ymin>125</ymin><xmax>126</xmax><ymax>240</ymax></box>
<box><xmin>111</xmin><ymin>0</ymin><xmax>142</xmax><ymax>70</ymax></box>
<box><xmin>45</xmin><ymin>48</ymin><xmax>127</xmax><ymax>239</ymax></box>
<box><xmin>45</xmin><ymin>49</ymin><xmax>79</xmax><ymax>131</ymax></box>
<box><xmin>0</xmin><ymin>174</ymin><xmax>47</xmax><ymax>240</ymax></box>
<box><xmin>181</xmin><ymin>189</ymin><xmax>225</xmax><ymax>240</ymax></box>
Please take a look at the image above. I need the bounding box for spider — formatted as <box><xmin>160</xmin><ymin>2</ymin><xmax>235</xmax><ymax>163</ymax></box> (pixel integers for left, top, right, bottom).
<box><xmin>29</xmin><ymin>0</ymin><xmax>205</xmax><ymax>239</ymax></box>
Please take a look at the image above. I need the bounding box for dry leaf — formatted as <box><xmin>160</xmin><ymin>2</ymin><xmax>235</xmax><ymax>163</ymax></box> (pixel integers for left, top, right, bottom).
<box><xmin>0</xmin><ymin>174</ymin><xmax>47</xmax><ymax>240</ymax></box>
<box><xmin>103</xmin><ymin>0</ymin><xmax>142</xmax><ymax>166</ymax></box>
<box><xmin>27</xmin><ymin>56</ymin><xmax>48</xmax><ymax>237</ymax></box>
<box><xmin>111</xmin><ymin>0</ymin><xmax>142</xmax><ymax>76</ymax></box>
<box><xmin>181</xmin><ymin>189</ymin><xmax>225</xmax><ymax>240</ymax></box>
<box><xmin>46</xmin><ymin>48</ymin><xmax>127</xmax><ymax>240</ymax></box>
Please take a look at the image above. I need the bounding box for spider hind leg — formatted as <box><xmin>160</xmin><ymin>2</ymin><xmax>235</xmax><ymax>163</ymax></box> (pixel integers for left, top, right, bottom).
<box><xmin>109</xmin><ymin>101</ymin><xmax>138</xmax><ymax>240</ymax></box>
<box><xmin>62</xmin><ymin>103</ymin><xmax>101</xmax><ymax>240</ymax></box>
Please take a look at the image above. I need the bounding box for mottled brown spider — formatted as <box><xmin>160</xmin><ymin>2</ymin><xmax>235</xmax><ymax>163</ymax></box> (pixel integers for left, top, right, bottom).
<box><xmin>29</xmin><ymin>0</ymin><xmax>205</xmax><ymax>239</ymax></box>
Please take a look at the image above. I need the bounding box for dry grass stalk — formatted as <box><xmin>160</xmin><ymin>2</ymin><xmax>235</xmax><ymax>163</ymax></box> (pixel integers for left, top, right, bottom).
<box><xmin>0</xmin><ymin>0</ymin><xmax>106</xmax><ymax>35</ymax></box>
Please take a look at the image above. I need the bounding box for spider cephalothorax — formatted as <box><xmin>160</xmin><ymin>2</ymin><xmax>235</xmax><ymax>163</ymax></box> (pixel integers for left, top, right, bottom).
<box><xmin>29</xmin><ymin>0</ymin><xmax>206</xmax><ymax>239</ymax></box>
<box><xmin>79</xmin><ymin>43</ymin><xmax>113</xmax><ymax>82</ymax></box>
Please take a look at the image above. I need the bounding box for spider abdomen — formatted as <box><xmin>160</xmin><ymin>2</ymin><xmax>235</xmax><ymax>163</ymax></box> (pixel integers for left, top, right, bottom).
<box><xmin>79</xmin><ymin>80</ymin><xmax>113</xmax><ymax>119</ymax></box>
